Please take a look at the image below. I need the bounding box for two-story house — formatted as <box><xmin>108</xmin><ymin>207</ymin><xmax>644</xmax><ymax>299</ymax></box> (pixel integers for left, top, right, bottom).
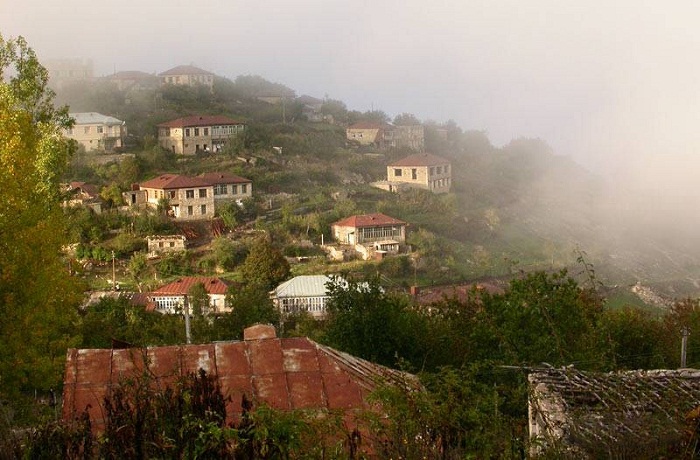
<box><xmin>331</xmin><ymin>213</ymin><xmax>407</xmax><ymax>256</ymax></box>
<box><xmin>382</xmin><ymin>152</ymin><xmax>452</xmax><ymax>193</ymax></box>
<box><xmin>157</xmin><ymin>115</ymin><xmax>246</xmax><ymax>155</ymax></box>
<box><xmin>64</xmin><ymin>112</ymin><xmax>126</xmax><ymax>153</ymax></box>
<box><xmin>123</xmin><ymin>172</ymin><xmax>252</xmax><ymax>221</ymax></box>
<box><xmin>159</xmin><ymin>65</ymin><xmax>215</xmax><ymax>90</ymax></box>
<box><xmin>346</xmin><ymin>123</ymin><xmax>425</xmax><ymax>150</ymax></box>
<box><xmin>148</xmin><ymin>276</ymin><xmax>231</xmax><ymax>314</ymax></box>
<box><xmin>198</xmin><ymin>172</ymin><xmax>252</xmax><ymax>204</ymax></box>
<box><xmin>135</xmin><ymin>173</ymin><xmax>215</xmax><ymax>220</ymax></box>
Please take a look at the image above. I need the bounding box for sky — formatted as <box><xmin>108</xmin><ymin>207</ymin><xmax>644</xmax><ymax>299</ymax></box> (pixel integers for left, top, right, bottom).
<box><xmin>3</xmin><ymin>0</ymin><xmax>700</xmax><ymax>180</ymax></box>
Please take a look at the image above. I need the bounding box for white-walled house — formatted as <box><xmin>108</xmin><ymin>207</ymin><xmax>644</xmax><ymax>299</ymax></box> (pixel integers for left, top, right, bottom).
<box><xmin>148</xmin><ymin>276</ymin><xmax>231</xmax><ymax>314</ymax></box>
<box><xmin>271</xmin><ymin>275</ymin><xmax>341</xmax><ymax>319</ymax></box>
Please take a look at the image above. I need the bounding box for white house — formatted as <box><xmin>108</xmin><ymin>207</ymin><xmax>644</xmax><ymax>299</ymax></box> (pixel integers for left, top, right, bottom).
<box><xmin>149</xmin><ymin>276</ymin><xmax>231</xmax><ymax>314</ymax></box>
<box><xmin>271</xmin><ymin>275</ymin><xmax>342</xmax><ymax>319</ymax></box>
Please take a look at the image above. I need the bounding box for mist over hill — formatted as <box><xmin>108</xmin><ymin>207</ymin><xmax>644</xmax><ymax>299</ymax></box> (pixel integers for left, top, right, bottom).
<box><xmin>53</xmin><ymin>74</ymin><xmax>700</xmax><ymax>299</ymax></box>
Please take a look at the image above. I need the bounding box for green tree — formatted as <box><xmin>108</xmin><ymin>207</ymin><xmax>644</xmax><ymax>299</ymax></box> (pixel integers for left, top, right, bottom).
<box><xmin>238</xmin><ymin>237</ymin><xmax>290</xmax><ymax>290</ymax></box>
<box><xmin>324</xmin><ymin>277</ymin><xmax>427</xmax><ymax>368</ymax></box>
<box><xmin>219</xmin><ymin>284</ymin><xmax>280</xmax><ymax>340</ymax></box>
<box><xmin>0</xmin><ymin>35</ymin><xmax>84</xmax><ymax>417</ymax></box>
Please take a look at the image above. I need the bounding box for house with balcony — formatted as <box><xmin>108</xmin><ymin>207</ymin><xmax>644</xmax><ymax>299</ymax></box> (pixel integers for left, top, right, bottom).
<box><xmin>198</xmin><ymin>172</ymin><xmax>252</xmax><ymax>204</ymax></box>
<box><xmin>331</xmin><ymin>213</ymin><xmax>407</xmax><ymax>259</ymax></box>
<box><xmin>124</xmin><ymin>172</ymin><xmax>252</xmax><ymax>221</ymax></box>
<box><xmin>148</xmin><ymin>276</ymin><xmax>231</xmax><ymax>314</ymax></box>
<box><xmin>376</xmin><ymin>152</ymin><xmax>452</xmax><ymax>194</ymax></box>
<box><xmin>64</xmin><ymin>112</ymin><xmax>126</xmax><ymax>153</ymax></box>
<box><xmin>157</xmin><ymin>115</ymin><xmax>246</xmax><ymax>155</ymax></box>
<box><xmin>159</xmin><ymin>65</ymin><xmax>215</xmax><ymax>90</ymax></box>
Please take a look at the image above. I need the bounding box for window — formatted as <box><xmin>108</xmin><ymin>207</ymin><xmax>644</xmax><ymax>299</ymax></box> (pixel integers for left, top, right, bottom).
<box><xmin>199</xmin><ymin>189</ymin><xmax>207</xmax><ymax>198</ymax></box>
<box><xmin>241</xmin><ymin>184</ymin><xmax>247</xmax><ymax>194</ymax></box>
<box><xmin>203</xmin><ymin>128</ymin><xmax>209</xmax><ymax>136</ymax></box>
<box><xmin>445</xmin><ymin>165</ymin><xmax>450</xmax><ymax>174</ymax></box>
<box><xmin>411</xmin><ymin>169</ymin><xmax>417</xmax><ymax>180</ymax></box>
<box><xmin>201</xmin><ymin>204</ymin><xmax>207</xmax><ymax>214</ymax></box>
<box><xmin>84</xmin><ymin>126</ymin><xmax>90</xmax><ymax>134</ymax></box>
<box><xmin>187</xmin><ymin>206</ymin><xmax>193</xmax><ymax>216</ymax></box>
<box><xmin>169</xmin><ymin>242</ymin><xmax>175</xmax><ymax>247</ymax></box>
<box><xmin>186</xmin><ymin>189</ymin><xmax>195</xmax><ymax>199</ymax></box>
<box><xmin>185</xmin><ymin>128</ymin><xmax>191</xmax><ymax>137</ymax></box>
<box><xmin>430</xmin><ymin>166</ymin><xmax>435</xmax><ymax>176</ymax></box>
<box><xmin>194</xmin><ymin>128</ymin><xmax>199</xmax><ymax>136</ymax></box>
<box><xmin>394</xmin><ymin>168</ymin><xmax>402</xmax><ymax>177</ymax></box>
<box><xmin>97</xmin><ymin>126</ymin><xmax>103</xmax><ymax>134</ymax></box>
<box><xmin>214</xmin><ymin>184</ymin><xmax>227</xmax><ymax>195</ymax></box>
<box><xmin>437</xmin><ymin>166</ymin><xmax>442</xmax><ymax>174</ymax></box>
<box><xmin>168</xmin><ymin>191</ymin><xmax>176</xmax><ymax>199</ymax></box>
<box><xmin>231</xmin><ymin>185</ymin><xmax>237</xmax><ymax>194</ymax></box>
<box><xmin>158</xmin><ymin>242</ymin><xmax>164</xmax><ymax>248</ymax></box>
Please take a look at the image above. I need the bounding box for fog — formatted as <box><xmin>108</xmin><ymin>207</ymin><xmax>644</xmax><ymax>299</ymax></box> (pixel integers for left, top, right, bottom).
<box><xmin>3</xmin><ymin>1</ymin><xmax>700</xmax><ymax>263</ymax></box>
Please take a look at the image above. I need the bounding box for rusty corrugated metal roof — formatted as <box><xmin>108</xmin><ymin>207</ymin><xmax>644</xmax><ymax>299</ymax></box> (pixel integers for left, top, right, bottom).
<box><xmin>62</xmin><ymin>324</ymin><xmax>413</xmax><ymax>430</ymax></box>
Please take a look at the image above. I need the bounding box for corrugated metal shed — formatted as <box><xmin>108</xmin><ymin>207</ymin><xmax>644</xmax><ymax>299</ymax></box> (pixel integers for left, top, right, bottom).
<box><xmin>62</xmin><ymin>324</ymin><xmax>411</xmax><ymax>430</ymax></box>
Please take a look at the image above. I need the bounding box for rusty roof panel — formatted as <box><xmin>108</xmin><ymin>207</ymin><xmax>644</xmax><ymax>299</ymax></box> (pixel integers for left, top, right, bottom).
<box><xmin>282</xmin><ymin>340</ymin><xmax>320</xmax><ymax>373</ymax></box>
<box><xmin>252</xmin><ymin>374</ymin><xmax>290</xmax><ymax>409</ymax></box>
<box><xmin>249</xmin><ymin>339</ymin><xmax>284</xmax><ymax>375</ymax></box>
<box><xmin>181</xmin><ymin>344</ymin><xmax>217</xmax><ymax>375</ymax></box>
<box><xmin>287</xmin><ymin>372</ymin><xmax>326</xmax><ymax>409</ymax></box>
<box><xmin>215</xmin><ymin>342</ymin><xmax>252</xmax><ymax>376</ymax></box>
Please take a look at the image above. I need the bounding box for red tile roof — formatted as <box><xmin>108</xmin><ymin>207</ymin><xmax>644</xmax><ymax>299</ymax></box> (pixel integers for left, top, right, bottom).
<box><xmin>198</xmin><ymin>172</ymin><xmax>251</xmax><ymax>185</ymax></box>
<box><xmin>332</xmin><ymin>213</ymin><xmax>406</xmax><ymax>228</ymax></box>
<box><xmin>62</xmin><ymin>325</ymin><xmax>413</xmax><ymax>431</ymax></box>
<box><xmin>152</xmin><ymin>277</ymin><xmax>231</xmax><ymax>296</ymax></box>
<box><xmin>389</xmin><ymin>152</ymin><xmax>450</xmax><ymax>167</ymax></box>
<box><xmin>139</xmin><ymin>174</ymin><xmax>211</xmax><ymax>190</ymax></box>
<box><xmin>159</xmin><ymin>65</ymin><xmax>214</xmax><ymax>76</ymax></box>
<box><xmin>158</xmin><ymin>115</ymin><xmax>245</xmax><ymax>128</ymax></box>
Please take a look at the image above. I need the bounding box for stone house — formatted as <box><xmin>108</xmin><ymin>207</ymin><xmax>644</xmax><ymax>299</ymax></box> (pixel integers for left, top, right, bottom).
<box><xmin>131</xmin><ymin>173</ymin><xmax>215</xmax><ymax>220</ymax></box>
<box><xmin>346</xmin><ymin>123</ymin><xmax>424</xmax><ymax>150</ymax></box>
<box><xmin>157</xmin><ymin>115</ymin><xmax>246</xmax><ymax>155</ymax></box>
<box><xmin>147</xmin><ymin>235</ymin><xmax>187</xmax><ymax>254</ymax></box>
<box><xmin>379</xmin><ymin>152</ymin><xmax>452</xmax><ymax>194</ymax></box>
<box><xmin>159</xmin><ymin>64</ymin><xmax>215</xmax><ymax>90</ymax></box>
<box><xmin>64</xmin><ymin>112</ymin><xmax>126</xmax><ymax>153</ymax></box>
<box><xmin>147</xmin><ymin>276</ymin><xmax>231</xmax><ymax>314</ymax></box>
<box><xmin>104</xmin><ymin>70</ymin><xmax>159</xmax><ymax>92</ymax></box>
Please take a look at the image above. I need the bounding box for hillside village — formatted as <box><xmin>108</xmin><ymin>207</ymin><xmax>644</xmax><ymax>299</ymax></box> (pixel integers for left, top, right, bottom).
<box><xmin>55</xmin><ymin>62</ymin><xmax>470</xmax><ymax>316</ymax></box>
<box><xmin>9</xmin><ymin>43</ymin><xmax>700</xmax><ymax>457</ymax></box>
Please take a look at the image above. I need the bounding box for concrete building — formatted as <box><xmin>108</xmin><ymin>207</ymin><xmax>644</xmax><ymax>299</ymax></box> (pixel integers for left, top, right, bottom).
<box><xmin>65</xmin><ymin>112</ymin><xmax>126</xmax><ymax>153</ymax></box>
<box><xmin>157</xmin><ymin>115</ymin><xmax>246</xmax><ymax>155</ymax></box>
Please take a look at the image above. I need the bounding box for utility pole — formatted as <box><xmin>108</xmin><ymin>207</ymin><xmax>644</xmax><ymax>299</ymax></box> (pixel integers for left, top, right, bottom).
<box><xmin>681</xmin><ymin>327</ymin><xmax>690</xmax><ymax>368</ymax></box>
<box><xmin>111</xmin><ymin>250</ymin><xmax>116</xmax><ymax>291</ymax></box>
<box><xmin>183</xmin><ymin>297</ymin><xmax>192</xmax><ymax>344</ymax></box>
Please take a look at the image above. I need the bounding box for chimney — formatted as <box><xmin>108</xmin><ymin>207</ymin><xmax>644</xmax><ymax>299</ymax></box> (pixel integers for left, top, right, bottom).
<box><xmin>244</xmin><ymin>324</ymin><xmax>277</xmax><ymax>341</ymax></box>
